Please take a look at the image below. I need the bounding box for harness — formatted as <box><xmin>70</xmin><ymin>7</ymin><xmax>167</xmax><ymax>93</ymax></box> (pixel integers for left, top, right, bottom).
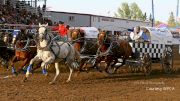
<box><xmin>37</xmin><ymin>28</ymin><xmax>72</xmax><ymax>61</ymax></box>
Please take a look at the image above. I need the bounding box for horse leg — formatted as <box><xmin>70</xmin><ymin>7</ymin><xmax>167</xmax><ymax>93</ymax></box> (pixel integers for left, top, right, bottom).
<box><xmin>93</xmin><ymin>57</ymin><xmax>102</xmax><ymax>72</ymax></box>
<box><xmin>23</xmin><ymin>56</ymin><xmax>40</xmax><ymax>82</ymax></box>
<box><xmin>105</xmin><ymin>58</ymin><xmax>118</xmax><ymax>74</ymax></box>
<box><xmin>30</xmin><ymin>61</ymin><xmax>42</xmax><ymax>73</ymax></box>
<box><xmin>76</xmin><ymin>60</ymin><xmax>86</xmax><ymax>76</ymax></box>
<box><xmin>111</xmin><ymin>58</ymin><xmax>118</xmax><ymax>67</ymax></box>
<box><xmin>42</xmin><ymin>64</ymin><xmax>49</xmax><ymax>76</ymax></box>
<box><xmin>17</xmin><ymin>58</ymin><xmax>29</xmax><ymax>74</ymax></box>
<box><xmin>66</xmin><ymin>65</ymin><xmax>73</xmax><ymax>82</ymax></box>
<box><xmin>104</xmin><ymin>61</ymin><xmax>111</xmax><ymax>73</ymax></box>
<box><xmin>41</xmin><ymin>56</ymin><xmax>55</xmax><ymax>76</ymax></box>
<box><xmin>114</xmin><ymin>59</ymin><xmax>126</xmax><ymax>73</ymax></box>
<box><xmin>49</xmin><ymin>62</ymin><xmax>59</xmax><ymax>85</ymax></box>
<box><xmin>10</xmin><ymin>56</ymin><xmax>18</xmax><ymax>75</ymax></box>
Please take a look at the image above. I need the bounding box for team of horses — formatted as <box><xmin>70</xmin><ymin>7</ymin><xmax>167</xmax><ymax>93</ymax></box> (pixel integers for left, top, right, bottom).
<box><xmin>0</xmin><ymin>23</ymin><xmax>139</xmax><ymax>84</ymax></box>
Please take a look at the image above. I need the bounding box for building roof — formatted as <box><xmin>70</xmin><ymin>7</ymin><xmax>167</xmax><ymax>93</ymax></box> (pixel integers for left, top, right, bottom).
<box><xmin>47</xmin><ymin>11</ymin><xmax>151</xmax><ymax>23</ymax></box>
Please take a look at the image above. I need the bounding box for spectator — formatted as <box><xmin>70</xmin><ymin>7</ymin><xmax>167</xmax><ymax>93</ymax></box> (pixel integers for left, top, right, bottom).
<box><xmin>0</xmin><ymin>3</ymin><xmax>53</xmax><ymax>25</ymax></box>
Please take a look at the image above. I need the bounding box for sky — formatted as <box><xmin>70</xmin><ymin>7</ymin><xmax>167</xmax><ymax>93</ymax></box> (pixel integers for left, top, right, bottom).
<box><xmin>37</xmin><ymin>0</ymin><xmax>179</xmax><ymax>23</ymax></box>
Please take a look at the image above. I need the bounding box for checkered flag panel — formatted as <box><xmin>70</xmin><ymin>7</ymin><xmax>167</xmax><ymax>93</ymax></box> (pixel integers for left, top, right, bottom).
<box><xmin>130</xmin><ymin>42</ymin><xmax>165</xmax><ymax>58</ymax></box>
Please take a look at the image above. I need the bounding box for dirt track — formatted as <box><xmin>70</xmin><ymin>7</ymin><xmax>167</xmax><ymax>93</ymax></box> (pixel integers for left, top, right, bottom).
<box><xmin>0</xmin><ymin>46</ymin><xmax>180</xmax><ymax>101</ymax></box>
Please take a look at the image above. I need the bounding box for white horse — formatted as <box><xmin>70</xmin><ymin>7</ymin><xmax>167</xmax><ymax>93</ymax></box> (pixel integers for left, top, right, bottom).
<box><xmin>24</xmin><ymin>23</ymin><xmax>80</xmax><ymax>84</ymax></box>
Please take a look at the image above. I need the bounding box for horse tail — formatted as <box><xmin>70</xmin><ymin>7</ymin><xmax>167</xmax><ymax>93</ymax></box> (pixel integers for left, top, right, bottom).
<box><xmin>70</xmin><ymin>46</ymin><xmax>81</xmax><ymax>69</ymax></box>
<box><xmin>66</xmin><ymin>43</ymin><xmax>81</xmax><ymax>69</ymax></box>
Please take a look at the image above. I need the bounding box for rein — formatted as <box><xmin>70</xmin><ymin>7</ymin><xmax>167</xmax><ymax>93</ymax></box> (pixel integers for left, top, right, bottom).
<box><xmin>15</xmin><ymin>38</ymin><xmax>31</xmax><ymax>51</ymax></box>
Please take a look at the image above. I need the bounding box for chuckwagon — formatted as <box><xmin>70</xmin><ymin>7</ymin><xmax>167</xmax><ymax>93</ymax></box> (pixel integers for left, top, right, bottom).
<box><xmin>125</xmin><ymin>26</ymin><xmax>174</xmax><ymax>75</ymax></box>
<box><xmin>70</xmin><ymin>26</ymin><xmax>175</xmax><ymax>75</ymax></box>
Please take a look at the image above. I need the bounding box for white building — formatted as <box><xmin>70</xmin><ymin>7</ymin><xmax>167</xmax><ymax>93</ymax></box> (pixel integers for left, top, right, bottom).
<box><xmin>46</xmin><ymin>11</ymin><xmax>152</xmax><ymax>35</ymax></box>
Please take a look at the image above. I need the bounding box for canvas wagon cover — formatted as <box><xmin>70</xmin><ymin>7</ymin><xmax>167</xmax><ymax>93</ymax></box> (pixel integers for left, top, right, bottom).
<box><xmin>80</xmin><ymin>27</ymin><xmax>99</xmax><ymax>39</ymax></box>
<box><xmin>142</xmin><ymin>27</ymin><xmax>173</xmax><ymax>45</ymax></box>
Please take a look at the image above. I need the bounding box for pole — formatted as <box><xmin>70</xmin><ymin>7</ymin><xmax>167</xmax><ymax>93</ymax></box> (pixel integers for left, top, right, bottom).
<box><xmin>44</xmin><ymin>0</ymin><xmax>47</xmax><ymax>6</ymax></box>
<box><xmin>31</xmin><ymin>0</ymin><xmax>32</xmax><ymax>7</ymax></box>
<box><xmin>43</xmin><ymin>0</ymin><xmax>47</xmax><ymax>23</ymax></box>
<box><xmin>35</xmin><ymin>0</ymin><xmax>37</xmax><ymax>14</ymax></box>
<box><xmin>152</xmin><ymin>0</ymin><xmax>155</xmax><ymax>27</ymax></box>
<box><xmin>176</xmin><ymin>0</ymin><xmax>179</xmax><ymax>26</ymax></box>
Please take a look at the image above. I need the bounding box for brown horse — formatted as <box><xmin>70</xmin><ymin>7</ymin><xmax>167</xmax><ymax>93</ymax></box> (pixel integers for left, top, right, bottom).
<box><xmin>70</xmin><ymin>29</ymin><xmax>99</xmax><ymax>73</ymax></box>
<box><xmin>96</xmin><ymin>31</ymin><xmax>133</xmax><ymax>73</ymax></box>
<box><xmin>70</xmin><ymin>29</ymin><xmax>85</xmax><ymax>52</ymax></box>
<box><xmin>10</xmin><ymin>39</ymin><xmax>38</xmax><ymax>75</ymax></box>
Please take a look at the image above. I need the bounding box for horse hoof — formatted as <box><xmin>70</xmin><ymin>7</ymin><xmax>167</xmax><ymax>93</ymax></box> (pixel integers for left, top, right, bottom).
<box><xmin>13</xmin><ymin>72</ymin><xmax>18</xmax><ymax>77</ymax></box>
<box><xmin>66</xmin><ymin>80</ymin><xmax>71</xmax><ymax>83</ymax></box>
<box><xmin>45</xmin><ymin>73</ymin><xmax>49</xmax><ymax>77</ymax></box>
<box><xmin>49</xmin><ymin>82</ymin><xmax>55</xmax><ymax>85</ymax></box>
<box><xmin>75</xmin><ymin>73</ymin><xmax>79</xmax><ymax>77</ymax></box>
<box><xmin>85</xmin><ymin>70</ymin><xmax>89</xmax><ymax>73</ymax></box>
<box><xmin>22</xmin><ymin>77</ymin><xmax>27</xmax><ymax>82</ymax></box>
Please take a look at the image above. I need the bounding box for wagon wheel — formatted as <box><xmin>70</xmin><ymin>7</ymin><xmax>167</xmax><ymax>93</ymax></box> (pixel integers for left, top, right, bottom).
<box><xmin>162</xmin><ymin>48</ymin><xmax>173</xmax><ymax>74</ymax></box>
<box><xmin>142</xmin><ymin>53</ymin><xmax>152</xmax><ymax>76</ymax></box>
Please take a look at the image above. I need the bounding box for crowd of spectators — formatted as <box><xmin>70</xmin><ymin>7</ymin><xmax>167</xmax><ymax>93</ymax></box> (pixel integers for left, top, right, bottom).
<box><xmin>0</xmin><ymin>2</ymin><xmax>53</xmax><ymax>26</ymax></box>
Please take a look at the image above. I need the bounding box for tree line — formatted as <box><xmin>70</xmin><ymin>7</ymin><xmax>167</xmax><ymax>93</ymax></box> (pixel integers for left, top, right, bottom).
<box><xmin>115</xmin><ymin>2</ymin><xmax>178</xmax><ymax>27</ymax></box>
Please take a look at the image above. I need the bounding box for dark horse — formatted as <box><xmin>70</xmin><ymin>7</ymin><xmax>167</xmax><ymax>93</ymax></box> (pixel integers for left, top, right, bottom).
<box><xmin>0</xmin><ymin>39</ymin><xmax>14</xmax><ymax>69</ymax></box>
<box><xmin>10</xmin><ymin>30</ymin><xmax>39</xmax><ymax>75</ymax></box>
<box><xmin>95</xmin><ymin>31</ymin><xmax>133</xmax><ymax>73</ymax></box>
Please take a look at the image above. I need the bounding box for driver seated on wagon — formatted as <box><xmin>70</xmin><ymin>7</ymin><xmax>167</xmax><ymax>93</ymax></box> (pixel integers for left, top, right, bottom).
<box><xmin>52</xmin><ymin>21</ymin><xmax>70</xmax><ymax>42</ymax></box>
<box><xmin>130</xmin><ymin>26</ymin><xmax>150</xmax><ymax>42</ymax></box>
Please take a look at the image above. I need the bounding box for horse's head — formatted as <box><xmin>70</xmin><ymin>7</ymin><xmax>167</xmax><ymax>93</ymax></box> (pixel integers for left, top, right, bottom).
<box><xmin>15</xmin><ymin>38</ymin><xmax>30</xmax><ymax>51</ymax></box>
<box><xmin>70</xmin><ymin>29</ymin><xmax>84</xmax><ymax>41</ymax></box>
<box><xmin>38</xmin><ymin>23</ymin><xmax>48</xmax><ymax>41</ymax></box>
<box><xmin>70</xmin><ymin>29</ymin><xmax>85</xmax><ymax>52</ymax></box>
<box><xmin>98</xmin><ymin>31</ymin><xmax>107</xmax><ymax>45</ymax></box>
<box><xmin>38</xmin><ymin>23</ymin><xmax>54</xmax><ymax>48</ymax></box>
<box><xmin>15</xmin><ymin>40</ymin><xmax>25</xmax><ymax>48</ymax></box>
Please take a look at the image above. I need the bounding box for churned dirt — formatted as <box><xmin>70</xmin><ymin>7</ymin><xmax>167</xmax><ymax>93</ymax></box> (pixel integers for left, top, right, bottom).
<box><xmin>0</xmin><ymin>46</ymin><xmax>180</xmax><ymax>101</ymax></box>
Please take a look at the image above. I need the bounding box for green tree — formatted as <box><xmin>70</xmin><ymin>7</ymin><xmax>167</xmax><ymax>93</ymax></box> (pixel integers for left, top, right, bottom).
<box><xmin>130</xmin><ymin>2</ymin><xmax>143</xmax><ymax>20</ymax></box>
<box><xmin>114</xmin><ymin>2</ymin><xmax>131</xmax><ymax>19</ymax></box>
<box><xmin>143</xmin><ymin>12</ymin><xmax>147</xmax><ymax>21</ymax></box>
<box><xmin>115</xmin><ymin>2</ymin><xmax>145</xmax><ymax>21</ymax></box>
<box><xmin>167</xmin><ymin>12</ymin><xmax>176</xmax><ymax>27</ymax></box>
<box><xmin>149</xmin><ymin>14</ymin><xmax>152</xmax><ymax>21</ymax></box>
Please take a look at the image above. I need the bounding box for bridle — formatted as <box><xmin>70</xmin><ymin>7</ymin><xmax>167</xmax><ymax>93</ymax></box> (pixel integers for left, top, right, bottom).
<box><xmin>98</xmin><ymin>32</ymin><xmax>107</xmax><ymax>45</ymax></box>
